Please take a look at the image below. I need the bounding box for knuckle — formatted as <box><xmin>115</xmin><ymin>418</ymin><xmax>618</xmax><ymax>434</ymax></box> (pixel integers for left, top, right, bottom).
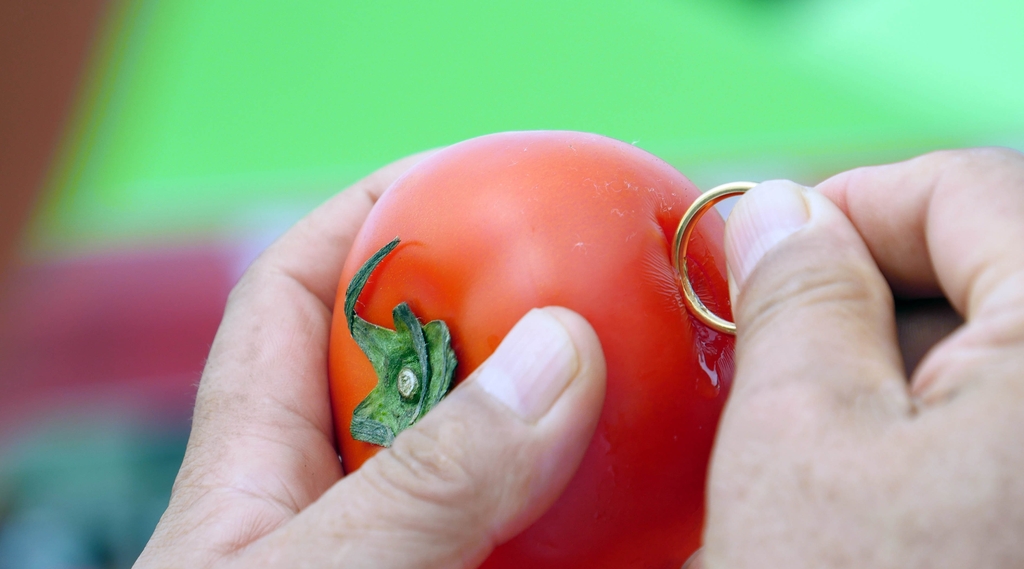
<box><xmin>927</xmin><ymin>147</ymin><xmax>1024</xmax><ymax>183</ymax></box>
<box><xmin>740</xmin><ymin>237</ymin><xmax>891</xmax><ymax>336</ymax></box>
<box><xmin>734</xmin><ymin>231</ymin><xmax>908</xmax><ymax>416</ymax></box>
<box><xmin>961</xmin><ymin>146</ymin><xmax>1024</xmax><ymax>166</ymax></box>
<box><xmin>365</xmin><ymin>418</ymin><xmax>481</xmax><ymax>509</ymax></box>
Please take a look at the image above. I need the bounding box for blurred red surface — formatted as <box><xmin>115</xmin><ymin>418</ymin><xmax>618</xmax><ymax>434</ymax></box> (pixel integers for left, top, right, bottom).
<box><xmin>0</xmin><ymin>246</ymin><xmax>243</xmax><ymax>436</ymax></box>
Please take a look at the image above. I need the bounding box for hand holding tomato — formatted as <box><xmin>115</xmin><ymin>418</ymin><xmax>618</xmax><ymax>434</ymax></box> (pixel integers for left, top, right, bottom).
<box><xmin>330</xmin><ymin>132</ymin><xmax>734</xmax><ymax>568</ymax></box>
<box><xmin>133</xmin><ymin>151</ymin><xmax>609</xmax><ymax>568</ymax></box>
<box><xmin>134</xmin><ymin>129</ymin><xmax>1024</xmax><ymax>569</ymax></box>
<box><xmin>694</xmin><ymin>148</ymin><xmax>1024</xmax><ymax>568</ymax></box>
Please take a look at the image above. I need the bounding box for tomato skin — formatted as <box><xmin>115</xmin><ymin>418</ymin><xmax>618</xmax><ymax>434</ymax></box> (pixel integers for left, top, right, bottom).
<box><xmin>329</xmin><ymin>131</ymin><xmax>733</xmax><ymax>568</ymax></box>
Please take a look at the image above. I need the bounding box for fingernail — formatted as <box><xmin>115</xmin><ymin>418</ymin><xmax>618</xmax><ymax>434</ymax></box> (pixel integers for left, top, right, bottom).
<box><xmin>475</xmin><ymin>309</ymin><xmax>579</xmax><ymax>422</ymax></box>
<box><xmin>725</xmin><ymin>180</ymin><xmax>810</xmax><ymax>290</ymax></box>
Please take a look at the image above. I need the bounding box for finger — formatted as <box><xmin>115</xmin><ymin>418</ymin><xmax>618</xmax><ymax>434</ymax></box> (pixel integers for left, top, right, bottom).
<box><xmin>817</xmin><ymin>148</ymin><xmax>1024</xmax><ymax>314</ymax></box>
<box><xmin>723</xmin><ymin>180</ymin><xmax>910</xmax><ymax>425</ymax></box>
<box><xmin>243</xmin><ymin>307</ymin><xmax>607</xmax><ymax>569</ymax></box>
<box><xmin>149</xmin><ymin>154</ymin><xmax>431</xmax><ymax>558</ymax></box>
<box><xmin>816</xmin><ymin>148</ymin><xmax>1024</xmax><ymax>400</ymax></box>
<box><xmin>705</xmin><ymin>181</ymin><xmax>911</xmax><ymax>568</ymax></box>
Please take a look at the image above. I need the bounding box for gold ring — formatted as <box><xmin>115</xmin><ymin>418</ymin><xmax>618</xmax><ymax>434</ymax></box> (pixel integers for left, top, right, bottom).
<box><xmin>673</xmin><ymin>181</ymin><xmax>757</xmax><ymax>335</ymax></box>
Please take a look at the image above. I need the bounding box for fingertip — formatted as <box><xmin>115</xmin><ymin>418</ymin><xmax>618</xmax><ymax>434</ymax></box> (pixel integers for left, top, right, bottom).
<box><xmin>814</xmin><ymin>167</ymin><xmax>857</xmax><ymax>214</ymax></box>
<box><xmin>724</xmin><ymin>180</ymin><xmax>811</xmax><ymax>292</ymax></box>
<box><xmin>471</xmin><ymin>306</ymin><xmax>605</xmax><ymax>423</ymax></box>
<box><xmin>538</xmin><ymin>306</ymin><xmax>607</xmax><ymax>389</ymax></box>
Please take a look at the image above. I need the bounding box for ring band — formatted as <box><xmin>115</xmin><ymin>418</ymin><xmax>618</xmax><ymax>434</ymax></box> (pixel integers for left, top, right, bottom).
<box><xmin>672</xmin><ymin>181</ymin><xmax>757</xmax><ymax>335</ymax></box>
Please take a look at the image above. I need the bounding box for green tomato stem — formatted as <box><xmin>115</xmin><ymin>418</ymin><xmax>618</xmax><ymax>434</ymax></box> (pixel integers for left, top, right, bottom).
<box><xmin>345</xmin><ymin>237</ymin><xmax>458</xmax><ymax>447</ymax></box>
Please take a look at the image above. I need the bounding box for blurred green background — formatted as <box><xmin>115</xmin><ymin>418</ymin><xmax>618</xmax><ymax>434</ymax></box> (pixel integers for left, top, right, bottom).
<box><xmin>32</xmin><ymin>0</ymin><xmax>1024</xmax><ymax>253</ymax></box>
<box><xmin>4</xmin><ymin>1</ymin><xmax>1023</xmax><ymax>567</ymax></box>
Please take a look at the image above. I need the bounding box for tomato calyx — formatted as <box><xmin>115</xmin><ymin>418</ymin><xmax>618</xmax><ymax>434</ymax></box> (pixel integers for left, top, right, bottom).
<box><xmin>343</xmin><ymin>237</ymin><xmax>458</xmax><ymax>447</ymax></box>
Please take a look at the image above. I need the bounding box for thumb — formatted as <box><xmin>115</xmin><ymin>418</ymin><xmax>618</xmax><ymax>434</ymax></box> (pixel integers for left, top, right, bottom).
<box><xmin>704</xmin><ymin>180</ymin><xmax>911</xmax><ymax>566</ymax></box>
<box><xmin>722</xmin><ymin>180</ymin><xmax>908</xmax><ymax>418</ymax></box>
<box><xmin>246</xmin><ymin>307</ymin><xmax>606</xmax><ymax>568</ymax></box>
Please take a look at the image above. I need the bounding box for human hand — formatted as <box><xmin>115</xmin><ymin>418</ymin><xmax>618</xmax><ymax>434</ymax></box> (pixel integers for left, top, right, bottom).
<box><xmin>134</xmin><ymin>155</ymin><xmax>606</xmax><ymax>568</ymax></box>
<box><xmin>696</xmin><ymin>148</ymin><xmax>1024</xmax><ymax>568</ymax></box>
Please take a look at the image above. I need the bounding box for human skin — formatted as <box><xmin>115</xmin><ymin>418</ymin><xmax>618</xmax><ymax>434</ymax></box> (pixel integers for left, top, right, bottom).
<box><xmin>694</xmin><ymin>148</ymin><xmax>1024</xmax><ymax>568</ymax></box>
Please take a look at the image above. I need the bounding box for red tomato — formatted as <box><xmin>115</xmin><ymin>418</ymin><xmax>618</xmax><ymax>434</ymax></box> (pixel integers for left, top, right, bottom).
<box><xmin>329</xmin><ymin>131</ymin><xmax>734</xmax><ymax>568</ymax></box>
